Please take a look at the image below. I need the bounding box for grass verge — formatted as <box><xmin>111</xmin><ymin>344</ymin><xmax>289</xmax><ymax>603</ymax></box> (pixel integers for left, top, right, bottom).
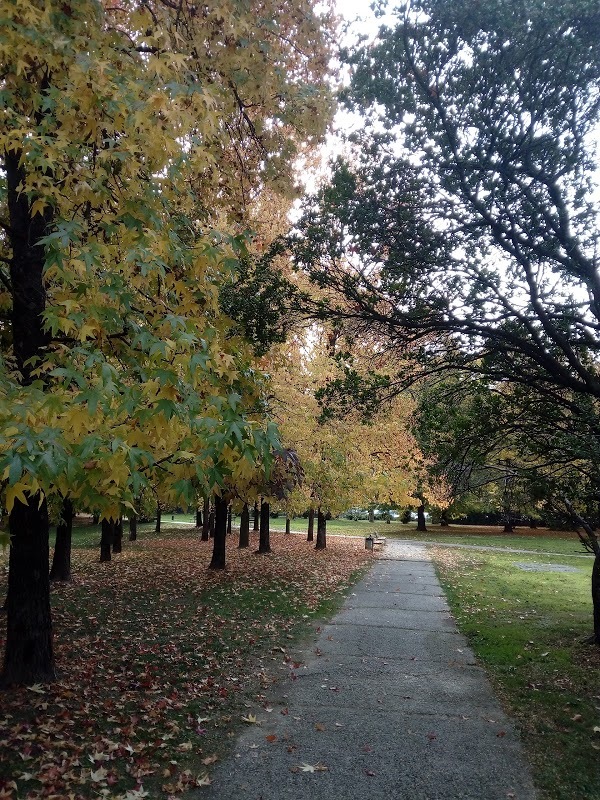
<box><xmin>432</xmin><ymin>546</ymin><xmax>600</xmax><ymax>800</ymax></box>
<box><xmin>0</xmin><ymin>529</ymin><xmax>370</xmax><ymax>799</ymax></box>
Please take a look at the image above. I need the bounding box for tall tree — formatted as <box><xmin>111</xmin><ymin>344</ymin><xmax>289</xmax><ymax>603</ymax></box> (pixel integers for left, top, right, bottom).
<box><xmin>0</xmin><ymin>0</ymin><xmax>333</xmax><ymax>685</ymax></box>
<box><xmin>293</xmin><ymin>0</ymin><xmax>600</xmax><ymax>409</ymax></box>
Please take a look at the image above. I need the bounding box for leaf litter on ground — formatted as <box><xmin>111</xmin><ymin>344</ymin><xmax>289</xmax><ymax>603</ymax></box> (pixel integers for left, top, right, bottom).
<box><xmin>0</xmin><ymin>529</ymin><xmax>369</xmax><ymax>799</ymax></box>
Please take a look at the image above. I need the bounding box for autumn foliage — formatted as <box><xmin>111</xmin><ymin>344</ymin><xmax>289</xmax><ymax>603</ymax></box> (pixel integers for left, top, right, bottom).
<box><xmin>0</xmin><ymin>529</ymin><xmax>369</xmax><ymax>799</ymax></box>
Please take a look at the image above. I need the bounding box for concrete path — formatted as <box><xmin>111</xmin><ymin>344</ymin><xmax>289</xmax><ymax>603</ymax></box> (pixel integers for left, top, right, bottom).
<box><xmin>199</xmin><ymin>541</ymin><xmax>537</xmax><ymax>800</ymax></box>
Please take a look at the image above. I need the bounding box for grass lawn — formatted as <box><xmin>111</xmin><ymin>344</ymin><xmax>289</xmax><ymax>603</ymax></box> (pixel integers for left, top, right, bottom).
<box><xmin>0</xmin><ymin>528</ymin><xmax>370</xmax><ymax>799</ymax></box>
<box><xmin>72</xmin><ymin>515</ymin><xmax>588</xmax><ymax>558</ymax></box>
<box><xmin>277</xmin><ymin>517</ymin><xmax>591</xmax><ymax>558</ymax></box>
<box><xmin>432</xmin><ymin>546</ymin><xmax>600</xmax><ymax>800</ymax></box>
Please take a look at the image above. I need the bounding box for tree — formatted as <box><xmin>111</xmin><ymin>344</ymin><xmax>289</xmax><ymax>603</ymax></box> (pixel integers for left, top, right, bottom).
<box><xmin>415</xmin><ymin>371</ymin><xmax>600</xmax><ymax>640</ymax></box>
<box><xmin>289</xmin><ymin>0</ymin><xmax>600</xmax><ymax>640</ymax></box>
<box><xmin>258</xmin><ymin>499</ymin><xmax>272</xmax><ymax>554</ymax></box>
<box><xmin>0</xmin><ymin>0</ymin><xmax>333</xmax><ymax>686</ymax></box>
<box><xmin>294</xmin><ymin>0</ymin><xmax>600</xmax><ymax>409</ymax></box>
<box><xmin>238</xmin><ymin>502</ymin><xmax>250</xmax><ymax>549</ymax></box>
<box><xmin>49</xmin><ymin>497</ymin><xmax>73</xmax><ymax>582</ymax></box>
<box><xmin>209</xmin><ymin>495</ymin><xmax>229</xmax><ymax>570</ymax></box>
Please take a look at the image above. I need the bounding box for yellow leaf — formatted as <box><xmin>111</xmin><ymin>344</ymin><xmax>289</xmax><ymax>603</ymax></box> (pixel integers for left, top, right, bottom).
<box><xmin>5</xmin><ymin>482</ymin><xmax>28</xmax><ymax>513</ymax></box>
<box><xmin>30</xmin><ymin>198</ymin><xmax>46</xmax><ymax>217</ymax></box>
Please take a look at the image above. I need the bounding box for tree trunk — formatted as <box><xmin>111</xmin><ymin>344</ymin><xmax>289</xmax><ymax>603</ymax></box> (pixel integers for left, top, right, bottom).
<box><xmin>307</xmin><ymin>508</ymin><xmax>315</xmax><ymax>542</ymax></box>
<box><xmin>201</xmin><ymin>498</ymin><xmax>210</xmax><ymax>541</ymax></box>
<box><xmin>238</xmin><ymin>503</ymin><xmax>250</xmax><ymax>548</ymax></box>
<box><xmin>209</xmin><ymin>495</ymin><xmax>228</xmax><ymax>570</ymax></box>
<box><xmin>315</xmin><ymin>509</ymin><xmax>327</xmax><ymax>550</ymax></box>
<box><xmin>417</xmin><ymin>503</ymin><xmax>427</xmax><ymax>532</ymax></box>
<box><xmin>592</xmin><ymin>554</ymin><xmax>600</xmax><ymax>645</ymax></box>
<box><xmin>155</xmin><ymin>504</ymin><xmax>161</xmax><ymax>534</ymax></box>
<box><xmin>258</xmin><ymin>500</ymin><xmax>271</xmax><ymax>554</ymax></box>
<box><xmin>529</xmin><ymin>517</ymin><xmax>537</xmax><ymax>529</ymax></box>
<box><xmin>1</xmin><ymin>143</ymin><xmax>55</xmax><ymax>687</ymax></box>
<box><xmin>503</xmin><ymin>510</ymin><xmax>514</xmax><ymax>533</ymax></box>
<box><xmin>92</xmin><ymin>513</ymin><xmax>100</xmax><ymax>525</ymax></box>
<box><xmin>0</xmin><ymin>494</ymin><xmax>55</xmax><ymax>687</ymax></box>
<box><xmin>195</xmin><ymin>507</ymin><xmax>203</xmax><ymax>528</ymax></box>
<box><xmin>50</xmin><ymin>497</ymin><xmax>73</xmax><ymax>582</ymax></box>
<box><xmin>100</xmin><ymin>519</ymin><xmax>114</xmax><ymax>562</ymax></box>
<box><xmin>285</xmin><ymin>516</ymin><xmax>291</xmax><ymax>534</ymax></box>
<box><xmin>112</xmin><ymin>517</ymin><xmax>123</xmax><ymax>554</ymax></box>
<box><xmin>6</xmin><ymin>146</ymin><xmax>52</xmax><ymax>384</ymax></box>
<box><xmin>253</xmin><ymin>501</ymin><xmax>259</xmax><ymax>532</ymax></box>
<box><xmin>440</xmin><ymin>508</ymin><xmax>450</xmax><ymax>527</ymax></box>
<box><xmin>208</xmin><ymin>504</ymin><xmax>215</xmax><ymax>538</ymax></box>
<box><xmin>128</xmin><ymin>513</ymin><xmax>137</xmax><ymax>541</ymax></box>
<box><xmin>368</xmin><ymin>508</ymin><xmax>375</xmax><ymax>523</ymax></box>
<box><xmin>227</xmin><ymin>505</ymin><xmax>232</xmax><ymax>535</ymax></box>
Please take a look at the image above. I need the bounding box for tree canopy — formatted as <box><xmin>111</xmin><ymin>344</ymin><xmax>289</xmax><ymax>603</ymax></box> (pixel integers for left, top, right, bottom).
<box><xmin>292</xmin><ymin>0</ymin><xmax>600</xmax><ymax>410</ymax></box>
<box><xmin>0</xmin><ymin>0</ymin><xmax>334</xmax><ymax>685</ymax></box>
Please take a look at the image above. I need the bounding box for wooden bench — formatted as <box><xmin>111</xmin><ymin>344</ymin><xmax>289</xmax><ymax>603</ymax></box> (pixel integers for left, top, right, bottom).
<box><xmin>365</xmin><ymin>535</ymin><xmax>387</xmax><ymax>551</ymax></box>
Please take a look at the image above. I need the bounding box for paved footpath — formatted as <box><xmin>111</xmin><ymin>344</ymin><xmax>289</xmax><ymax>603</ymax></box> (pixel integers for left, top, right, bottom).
<box><xmin>199</xmin><ymin>542</ymin><xmax>537</xmax><ymax>800</ymax></box>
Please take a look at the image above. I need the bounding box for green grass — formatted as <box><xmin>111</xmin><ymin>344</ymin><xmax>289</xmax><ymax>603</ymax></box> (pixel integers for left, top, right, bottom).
<box><xmin>59</xmin><ymin>516</ymin><xmax>591</xmax><ymax>559</ymax></box>
<box><xmin>277</xmin><ymin>518</ymin><xmax>590</xmax><ymax>556</ymax></box>
<box><xmin>432</xmin><ymin>547</ymin><xmax>600</xmax><ymax>800</ymax></box>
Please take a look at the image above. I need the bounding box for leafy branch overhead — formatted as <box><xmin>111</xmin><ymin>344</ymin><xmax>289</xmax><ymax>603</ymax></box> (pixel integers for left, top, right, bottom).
<box><xmin>0</xmin><ymin>0</ymin><xmax>335</xmax><ymax>686</ymax></box>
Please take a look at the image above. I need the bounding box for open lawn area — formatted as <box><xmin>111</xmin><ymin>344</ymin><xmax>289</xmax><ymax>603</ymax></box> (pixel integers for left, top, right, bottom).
<box><xmin>0</xmin><ymin>529</ymin><xmax>370</xmax><ymax>799</ymax></box>
<box><xmin>432</xmin><ymin>547</ymin><xmax>600</xmax><ymax>800</ymax></box>
<box><xmin>280</xmin><ymin>518</ymin><xmax>592</xmax><ymax>558</ymax></box>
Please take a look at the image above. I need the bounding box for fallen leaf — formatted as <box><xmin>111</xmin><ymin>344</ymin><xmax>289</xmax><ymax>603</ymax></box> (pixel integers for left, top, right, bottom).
<box><xmin>201</xmin><ymin>755</ymin><xmax>218</xmax><ymax>765</ymax></box>
<box><xmin>315</xmin><ymin>723</ymin><xmax>326</xmax><ymax>732</ymax></box>
<box><xmin>196</xmin><ymin>774</ymin><xmax>212</xmax><ymax>787</ymax></box>
<box><xmin>265</xmin><ymin>735</ymin><xmax>277</xmax><ymax>743</ymax></box>
<box><xmin>90</xmin><ymin>766</ymin><xmax>108</xmax><ymax>782</ymax></box>
<box><xmin>296</xmin><ymin>762</ymin><xmax>327</xmax><ymax>773</ymax></box>
<box><xmin>242</xmin><ymin>714</ymin><xmax>257</xmax><ymax>724</ymax></box>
